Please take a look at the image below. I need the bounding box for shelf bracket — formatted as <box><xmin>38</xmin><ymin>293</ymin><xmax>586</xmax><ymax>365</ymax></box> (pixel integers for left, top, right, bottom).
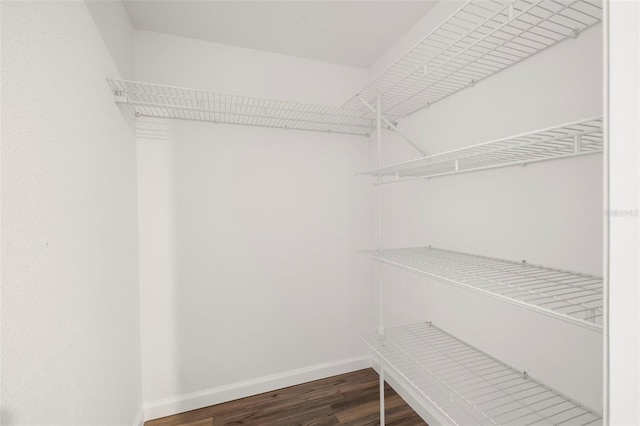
<box><xmin>113</xmin><ymin>91</ymin><xmax>129</xmax><ymax>104</ymax></box>
<box><xmin>357</xmin><ymin>95</ymin><xmax>426</xmax><ymax>157</ymax></box>
<box><xmin>573</xmin><ymin>134</ymin><xmax>582</xmax><ymax>153</ymax></box>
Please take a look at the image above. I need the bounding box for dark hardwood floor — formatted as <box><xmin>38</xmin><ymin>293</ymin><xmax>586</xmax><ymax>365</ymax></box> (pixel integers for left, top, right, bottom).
<box><xmin>145</xmin><ymin>368</ymin><xmax>426</xmax><ymax>426</ymax></box>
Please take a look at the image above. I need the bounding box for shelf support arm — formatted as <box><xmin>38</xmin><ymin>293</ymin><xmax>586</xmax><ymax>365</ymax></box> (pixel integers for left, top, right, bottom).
<box><xmin>357</xmin><ymin>95</ymin><xmax>426</xmax><ymax>157</ymax></box>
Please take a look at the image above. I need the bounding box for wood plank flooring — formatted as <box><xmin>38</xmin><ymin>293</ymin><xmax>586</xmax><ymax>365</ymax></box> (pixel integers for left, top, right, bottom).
<box><xmin>145</xmin><ymin>368</ymin><xmax>426</xmax><ymax>426</ymax></box>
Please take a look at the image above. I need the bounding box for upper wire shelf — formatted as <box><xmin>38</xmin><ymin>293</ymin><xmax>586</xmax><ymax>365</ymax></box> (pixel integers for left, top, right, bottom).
<box><xmin>365</xmin><ymin>247</ymin><xmax>603</xmax><ymax>331</ymax></box>
<box><xmin>361</xmin><ymin>322</ymin><xmax>602</xmax><ymax>425</ymax></box>
<box><xmin>343</xmin><ymin>0</ymin><xmax>602</xmax><ymax>118</ymax></box>
<box><xmin>360</xmin><ymin>117</ymin><xmax>603</xmax><ymax>182</ymax></box>
<box><xmin>107</xmin><ymin>79</ymin><xmax>374</xmax><ymax>137</ymax></box>
<box><xmin>108</xmin><ymin>1</ymin><xmax>602</xmax><ymax>136</ymax></box>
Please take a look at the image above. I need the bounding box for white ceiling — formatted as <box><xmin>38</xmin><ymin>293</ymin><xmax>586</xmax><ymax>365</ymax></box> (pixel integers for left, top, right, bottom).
<box><xmin>122</xmin><ymin>1</ymin><xmax>437</xmax><ymax>69</ymax></box>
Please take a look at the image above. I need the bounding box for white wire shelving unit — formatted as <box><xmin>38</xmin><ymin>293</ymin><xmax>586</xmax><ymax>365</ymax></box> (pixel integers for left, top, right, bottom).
<box><xmin>360</xmin><ymin>117</ymin><xmax>603</xmax><ymax>182</ymax></box>
<box><xmin>360</xmin><ymin>322</ymin><xmax>602</xmax><ymax>425</ymax></box>
<box><xmin>343</xmin><ymin>0</ymin><xmax>602</xmax><ymax>118</ymax></box>
<box><xmin>107</xmin><ymin>79</ymin><xmax>374</xmax><ymax>137</ymax></box>
<box><xmin>341</xmin><ymin>1</ymin><xmax>605</xmax><ymax>425</ymax></box>
<box><xmin>365</xmin><ymin>247</ymin><xmax>603</xmax><ymax>331</ymax></box>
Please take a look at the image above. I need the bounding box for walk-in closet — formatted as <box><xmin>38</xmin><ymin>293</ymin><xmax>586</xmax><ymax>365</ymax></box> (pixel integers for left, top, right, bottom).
<box><xmin>2</xmin><ymin>1</ymin><xmax>638</xmax><ymax>426</ymax></box>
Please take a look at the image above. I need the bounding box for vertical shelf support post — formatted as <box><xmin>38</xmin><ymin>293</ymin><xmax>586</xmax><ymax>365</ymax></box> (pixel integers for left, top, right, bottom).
<box><xmin>376</xmin><ymin>90</ymin><xmax>383</xmax><ymax>337</ymax></box>
<box><xmin>380</xmin><ymin>358</ymin><xmax>385</xmax><ymax>426</ymax></box>
<box><xmin>376</xmin><ymin>90</ymin><xmax>385</xmax><ymax>426</ymax></box>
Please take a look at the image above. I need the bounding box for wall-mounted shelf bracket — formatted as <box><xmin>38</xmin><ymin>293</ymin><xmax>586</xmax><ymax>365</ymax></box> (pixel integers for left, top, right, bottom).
<box><xmin>574</xmin><ymin>134</ymin><xmax>583</xmax><ymax>152</ymax></box>
<box><xmin>113</xmin><ymin>90</ymin><xmax>129</xmax><ymax>104</ymax></box>
<box><xmin>357</xmin><ymin>95</ymin><xmax>426</xmax><ymax>156</ymax></box>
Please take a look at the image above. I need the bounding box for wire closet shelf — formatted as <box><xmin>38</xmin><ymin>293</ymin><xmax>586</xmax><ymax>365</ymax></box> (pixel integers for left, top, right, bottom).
<box><xmin>343</xmin><ymin>0</ymin><xmax>602</xmax><ymax>118</ymax></box>
<box><xmin>361</xmin><ymin>322</ymin><xmax>602</xmax><ymax>425</ymax></box>
<box><xmin>364</xmin><ymin>247</ymin><xmax>603</xmax><ymax>331</ymax></box>
<box><xmin>360</xmin><ymin>117</ymin><xmax>603</xmax><ymax>182</ymax></box>
<box><xmin>107</xmin><ymin>79</ymin><xmax>374</xmax><ymax>136</ymax></box>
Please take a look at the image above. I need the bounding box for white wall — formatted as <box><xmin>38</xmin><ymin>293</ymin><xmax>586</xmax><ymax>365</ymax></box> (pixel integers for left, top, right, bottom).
<box><xmin>86</xmin><ymin>0</ymin><xmax>135</xmax><ymax>81</ymax></box>
<box><xmin>1</xmin><ymin>2</ymin><xmax>142</xmax><ymax>425</ymax></box>
<box><xmin>135</xmin><ymin>31</ymin><xmax>373</xmax><ymax>418</ymax></box>
<box><xmin>369</xmin><ymin>1</ymin><xmax>464</xmax><ymax>82</ymax></box>
<box><xmin>134</xmin><ymin>30</ymin><xmax>367</xmax><ymax>106</ymax></box>
<box><xmin>608</xmin><ymin>1</ymin><xmax>640</xmax><ymax>423</ymax></box>
<box><xmin>371</xmin><ymin>17</ymin><xmax>604</xmax><ymax>413</ymax></box>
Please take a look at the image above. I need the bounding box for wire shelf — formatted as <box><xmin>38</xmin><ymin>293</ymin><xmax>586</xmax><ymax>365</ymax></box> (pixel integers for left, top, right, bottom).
<box><xmin>107</xmin><ymin>79</ymin><xmax>374</xmax><ymax>137</ymax></box>
<box><xmin>343</xmin><ymin>0</ymin><xmax>602</xmax><ymax>118</ymax></box>
<box><xmin>365</xmin><ymin>247</ymin><xmax>603</xmax><ymax>331</ymax></box>
<box><xmin>361</xmin><ymin>117</ymin><xmax>603</xmax><ymax>182</ymax></box>
<box><xmin>361</xmin><ymin>322</ymin><xmax>602</xmax><ymax>425</ymax></box>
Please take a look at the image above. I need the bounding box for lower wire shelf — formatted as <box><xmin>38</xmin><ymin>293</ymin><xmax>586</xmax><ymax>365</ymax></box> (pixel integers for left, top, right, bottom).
<box><xmin>360</xmin><ymin>323</ymin><xmax>602</xmax><ymax>426</ymax></box>
<box><xmin>364</xmin><ymin>247</ymin><xmax>603</xmax><ymax>332</ymax></box>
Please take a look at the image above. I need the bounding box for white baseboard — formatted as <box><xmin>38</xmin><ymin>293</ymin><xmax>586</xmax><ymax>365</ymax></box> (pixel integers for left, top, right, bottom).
<box><xmin>133</xmin><ymin>407</ymin><xmax>145</xmax><ymax>426</ymax></box>
<box><xmin>143</xmin><ymin>355</ymin><xmax>371</xmax><ymax>421</ymax></box>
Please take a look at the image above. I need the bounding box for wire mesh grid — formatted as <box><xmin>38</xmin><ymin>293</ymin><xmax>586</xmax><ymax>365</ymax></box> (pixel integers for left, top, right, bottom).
<box><xmin>361</xmin><ymin>117</ymin><xmax>603</xmax><ymax>182</ymax></box>
<box><xmin>343</xmin><ymin>0</ymin><xmax>602</xmax><ymax>118</ymax></box>
<box><xmin>365</xmin><ymin>247</ymin><xmax>603</xmax><ymax>331</ymax></box>
<box><xmin>107</xmin><ymin>79</ymin><xmax>374</xmax><ymax>136</ymax></box>
<box><xmin>361</xmin><ymin>323</ymin><xmax>602</xmax><ymax>425</ymax></box>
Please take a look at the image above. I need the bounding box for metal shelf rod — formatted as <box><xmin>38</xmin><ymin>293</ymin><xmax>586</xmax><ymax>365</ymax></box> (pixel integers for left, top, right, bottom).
<box><xmin>120</xmin><ymin>99</ymin><xmax>373</xmax><ymax>130</ymax></box>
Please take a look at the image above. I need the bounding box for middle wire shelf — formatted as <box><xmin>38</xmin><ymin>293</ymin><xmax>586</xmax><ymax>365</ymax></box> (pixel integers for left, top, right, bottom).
<box><xmin>364</xmin><ymin>247</ymin><xmax>603</xmax><ymax>331</ymax></box>
<box><xmin>360</xmin><ymin>117</ymin><xmax>603</xmax><ymax>183</ymax></box>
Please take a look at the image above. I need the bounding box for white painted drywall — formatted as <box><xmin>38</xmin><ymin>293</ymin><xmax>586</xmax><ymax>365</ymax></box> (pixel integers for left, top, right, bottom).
<box><xmin>135</xmin><ymin>31</ymin><xmax>373</xmax><ymax>412</ymax></box>
<box><xmin>1</xmin><ymin>2</ymin><xmax>142</xmax><ymax>425</ymax></box>
<box><xmin>370</xmin><ymin>18</ymin><xmax>605</xmax><ymax>412</ymax></box>
<box><xmin>134</xmin><ymin>30</ymin><xmax>368</xmax><ymax>106</ymax></box>
<box><xmin>369</xmin><ymin>1</ymin><xmax>464</xmax><ymax>82</ymax></box>
<box><xmin>608</xmin><ymin>1</ymin><xmax>640</xmax><ymax>424</ymax></box>
<box><xmin>124</xmin><ymin>1</ymin><xmax>437</xmax><ymax>69</ymax></box>
<box><xmin>86</xmin><ymin>0</ymin><xmax>135</xmax><ymax>81</ymax></box>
